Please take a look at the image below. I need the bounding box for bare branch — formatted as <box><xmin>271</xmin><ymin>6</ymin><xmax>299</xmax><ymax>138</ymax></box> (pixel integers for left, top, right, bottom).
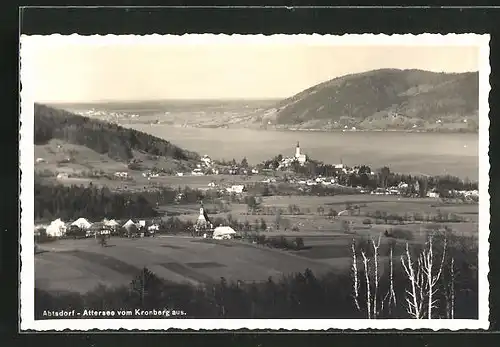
<box><xmin>361</xmin><ymin>251</ymin><xmax>371</xmax><ymax>319</ymax></box>
<box><xmin>351</xmin><ymin>240</ymin><xmax>361</xmax><ymax>312</ymax></box>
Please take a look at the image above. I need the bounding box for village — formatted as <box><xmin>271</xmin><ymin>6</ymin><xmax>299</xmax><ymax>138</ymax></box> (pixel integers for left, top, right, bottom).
<box><xmin>95</xmin><ymin>141</ymin><xmax>479</xmax><ymax>199</ymax></box>
<box><xmin>34</xmin><ymin>142</ymin><xmax>479</xmax><ymax>248</ymax></box>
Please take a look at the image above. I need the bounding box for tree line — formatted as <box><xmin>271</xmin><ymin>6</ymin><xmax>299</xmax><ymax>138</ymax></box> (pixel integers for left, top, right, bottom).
<box><xmin>34</xmin><ymin>104</ymin><xmax>199</xmax><ymax>162</ymax></box>
<box><xmin>34</xmin><ymin>178</ymin><xmax>205</xmax><ymax>222</ymax></box>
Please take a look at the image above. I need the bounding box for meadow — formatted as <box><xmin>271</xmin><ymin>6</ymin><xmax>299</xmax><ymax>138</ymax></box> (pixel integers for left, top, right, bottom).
<box><xmin>35</xmin><ymin>193</ymin><xmax>478</xmax><ymax>295</ymax></box>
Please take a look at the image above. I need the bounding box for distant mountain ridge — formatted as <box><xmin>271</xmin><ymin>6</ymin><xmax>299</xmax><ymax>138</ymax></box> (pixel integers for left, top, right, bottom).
<box><xmin>245</xmin><ymin>69</ymin><xmax>479</xmax><ymax>132</ymax></box>
<box><xmin>34</xmin><ymin>104</ymin><xmax>200</xmax><ymax>163</ymax></box>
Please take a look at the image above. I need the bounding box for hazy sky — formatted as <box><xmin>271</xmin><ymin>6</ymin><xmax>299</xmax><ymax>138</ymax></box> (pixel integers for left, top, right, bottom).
<box><xmin>23</xmin><ymin>41</ymin><xmax>479</xmax><ymax>102</ymax></box>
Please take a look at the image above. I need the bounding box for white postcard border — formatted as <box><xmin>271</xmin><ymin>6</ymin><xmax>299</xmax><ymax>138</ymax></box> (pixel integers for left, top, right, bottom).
<box><xmin>19</xmin><ymin>33</ymin><xmax>491</xmax><ymax>331</ymax></box>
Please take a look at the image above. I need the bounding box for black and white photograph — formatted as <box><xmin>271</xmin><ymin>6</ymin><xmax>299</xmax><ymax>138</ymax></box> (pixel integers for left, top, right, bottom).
<box><xmin>19</xmin><ymin>34</ymin><xmax>490</xmax><ymax>330</ymax></box>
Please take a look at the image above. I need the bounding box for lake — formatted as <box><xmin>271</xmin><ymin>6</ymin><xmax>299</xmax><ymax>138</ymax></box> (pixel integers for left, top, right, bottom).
<box><xmin>125</xmin><ymin>125</ymin><xmax>479</xmax><ymax>181</ymax></box>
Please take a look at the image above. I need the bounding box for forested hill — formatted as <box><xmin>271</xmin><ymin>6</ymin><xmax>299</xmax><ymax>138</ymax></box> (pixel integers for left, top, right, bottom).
<box><xmin>250</xmin><ymin>69</ymin><xmax>479</xmax><ymax>132</ymax></box>
<box><xmin>34</xmin><ymin>104</ymin><xmax>200</xmax><ymax>162</ymax></box>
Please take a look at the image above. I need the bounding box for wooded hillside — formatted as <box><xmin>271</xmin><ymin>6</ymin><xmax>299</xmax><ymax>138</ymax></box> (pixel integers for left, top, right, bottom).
<box><xmin>34</xmin><ymin>104</ymin><xmax>200</xmax><ymax>162</ymax></box>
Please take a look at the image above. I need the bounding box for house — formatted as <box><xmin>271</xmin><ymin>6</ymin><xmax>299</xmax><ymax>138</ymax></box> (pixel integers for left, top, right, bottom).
<box><xmin>226</xmin><ymin>185</ymin><xmax>245</xmax><ymax>194</ymax></box>
<box><xmin>114</xmin><ymin>172</ymin><xmax>129</xmax><ymax>178</ymax></box>
<box><xmin>148</xmin><ymin>223</ymin><xmax>160</xmax><ymax>233</ymax></box>
<box><xmin>176</xmin><ymin>172</ymin><xmax>184</xmax><ymax>177</ymax></box>
<box><xmin>251</xmin><ymin>168</ymin><xmax>259</xmax><ymax>174</ymax></box>
<box><xmin>46</xmin><ymin>218</ymin><xmax>67</xmax><ymax>237</ymax></box>
<box><xmin>71</xmin><ymin>218</ymin><xmax>92</xmax><ymax>230</ymax></box>
<box><xmin>90</xmin><ymin>222</ymin><xmax>111</xmax><ymax>236</ymax></box>
<box><xmin>56</xmin><ymin>173</ymin><xmax>69</xmax><ymax>180</ymax></box>
<box><xmin>191</xmin><ymin>168</ymin><xmax>204</xmax><ymax>176</ymax></box>
<box><xmin>123</xmin><ymin>219</ymin><xmax>137</xmax><ymax>230</ymax></box>
<box><xmin>104</xmin><ymin>219</ymin><xmax>120</xmax><ymax>233</ymax></box>
<box><xmin>123</xmin><ymin>219</ymin><xmax>139</xmax><ymax>235</ymax></box>
<box><xmin>213</xmin><ymin>226</ymin><xmax>237</xmax><ymax>240</ymax></box>
<box><xmin>104</xmin><ymin>219</ymin><xmax>120</xmax><ymax>228</ymax></box>
<box><xmin>36</xmin><ymin>157</ymin><xmax>45</xmax><ymax>164</ymax></box>
<box><xmin>427</xmin><ymin>191</ymin><xmax>440</xmax><ymax>198</ymax></box>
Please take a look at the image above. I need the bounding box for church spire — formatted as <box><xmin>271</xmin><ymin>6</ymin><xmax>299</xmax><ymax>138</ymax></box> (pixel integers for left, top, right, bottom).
<box><xmin>296</xmin><ymin>141</ymin><xmax>300</xmax><ymax>148</ymax></box>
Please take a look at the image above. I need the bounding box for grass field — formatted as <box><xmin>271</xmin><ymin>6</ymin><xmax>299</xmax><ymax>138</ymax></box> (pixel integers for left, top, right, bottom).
<box><xmin>35</xmin><ymin>236</ymin><xmax>339</xmax><ymax>293</ymax></box>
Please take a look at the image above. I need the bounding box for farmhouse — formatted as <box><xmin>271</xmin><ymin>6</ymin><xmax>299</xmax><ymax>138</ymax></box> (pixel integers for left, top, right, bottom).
<box><xmin>226</xmin><ymin>185</ymin><xmax>245</xmax><ymax>194</ymax></box>
<box><xmin>56</xmin><ymin>173</ymin><xmax>69</xmax><ymax>180</ymax></box>
<box><xmin>148</xmin><ymin>223</ymin><xmax>160</xmax><ymax>234</ymax></box>
<box><xmin>103</xmin><ymin>219</ymin><xmax>120</xmax><ymax>230</ymax></box>
<box><xmin>213</xmin><ymin>226</ymin><xmax>237</xmax><ymax>240</ymax></box>
<box><xmin>191</xmin><ymin>168</ymin><xmax>204</xmax><ymax>176</ymax></box>
<box><xmin>90</xmin><ymin>222</ymin><xmax>111</xmax><ymax>236</ymax></box>
<box><xmin>46</xmin><ymin>218</ymin><xmax>67</xmax><ymax>237</ymax></box>
<box><xmin>427</xmin><ymin>191</ymin><xmax>440</xmax><ymax>198</ymax></box>
<box><xmin>71</xmin><ymin>217</ymin><xmax>92</xmax><ymax>230</ymax></box>
<box><xmin>114</xmin><ymin>171</ymin><xmax>129</xmax><ymax>179</ymax></box>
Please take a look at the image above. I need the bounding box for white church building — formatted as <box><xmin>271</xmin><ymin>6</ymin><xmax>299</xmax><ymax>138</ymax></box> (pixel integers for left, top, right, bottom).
<box><xmin>278</xmin><ymin>142</ymin><xmax>308</xmax><ymax>169</ymax></box>
<box><xmin>294</xmin><ymin>142</ymin><xmax>307</xmax><ymax>165</ymax></box>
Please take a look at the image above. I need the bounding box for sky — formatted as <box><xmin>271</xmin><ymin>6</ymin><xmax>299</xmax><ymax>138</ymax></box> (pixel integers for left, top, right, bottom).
<box><xmin>22</xmin><ymin>40</ymin><xmax>480</xmax><ymax>102</ymax></box>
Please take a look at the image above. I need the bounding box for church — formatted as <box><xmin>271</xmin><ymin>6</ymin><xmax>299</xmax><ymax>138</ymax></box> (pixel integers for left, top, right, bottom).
<box><xmin>294</xmin><ymin>142</ymin><xmax>307</xmax><ymax>165</ymax></box>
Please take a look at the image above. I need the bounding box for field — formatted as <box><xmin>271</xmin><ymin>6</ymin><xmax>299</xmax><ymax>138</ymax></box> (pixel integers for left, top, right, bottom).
<box><xmin>35</xmin><ymin>236</ymin><xmax>337</xmax><ymax>293</ymax></box>
<box><xmin>35</xmin><ymin>139</ymin><xmax>271</xmax><ymax>191</ymax></box>
<box><xmin>35</xmin><ymin>192</ymin><xmax>478</xmax><ymax>295</ymax></box>
<box><xmin>166</xmin><ymin>194</ymin><xmax>479</xmax><ymax>235</ymax></box>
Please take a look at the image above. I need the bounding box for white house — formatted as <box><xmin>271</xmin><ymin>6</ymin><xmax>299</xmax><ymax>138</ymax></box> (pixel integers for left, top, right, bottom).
<box><xmin>71</xmin><ymin>217</ymin><xmax>92</xmax><ymax>230</ymax></box>
<box><xmin>148</xmin><ymin>224</ymin><xmax>160</xmax><ymax>233</ymax></box>
<box><xmin>226</xmin><ymin>185</ymin><xmax>245</xmax><ymax>194</ymax></box>
<box><xmin>123</xmin><ymin>219</ymin><xmax>137</xmax><ymax>229</ymax></box>
<box><xmin>46</xmin><ymin>218</ymin><xmax>67</xmax><ymax>237</ymax></box>
<box><xmin>427</xmin><ymin>191</ymin><xmax>440</xmax><ymax>198</ymax></box>
<box><xmin>213</xmin><ymin>226</ymin><xmax>237</xmax><ymax>240</ymax></box>
<box><xmin>192</xmin><ymin>168</ymin><xmax>204</xmax><ymax>176</ymax></box>
<box><xmin>56</xmin><ymin>173</ymin><xmax>69</xmax><ymax>180</ymax></box>
<box><xmin>104</xmin><ymin>219</ymin><xmax>120</xmax><ymax>228</ymax></box>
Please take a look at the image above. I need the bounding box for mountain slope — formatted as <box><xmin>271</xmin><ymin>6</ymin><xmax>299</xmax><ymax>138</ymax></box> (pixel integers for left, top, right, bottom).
<box><xmin>249</xmin><ymin>69</ymin><xmax>479</xmax><ymax>132</ymax></box>
<box><xmin>34</xmin><ymin>104</ymin><xmax>200</xmax><ymax>163</ymax></box>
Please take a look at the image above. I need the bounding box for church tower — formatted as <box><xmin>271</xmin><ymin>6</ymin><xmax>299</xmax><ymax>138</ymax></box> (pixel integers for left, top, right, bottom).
<box><xmin>295</xmin><ymin>141</ymin><xmax>301</xmax><ymax>158</ymax></box>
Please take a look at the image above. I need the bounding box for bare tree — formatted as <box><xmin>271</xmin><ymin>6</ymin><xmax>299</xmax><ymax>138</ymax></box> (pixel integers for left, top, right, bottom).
<box><xmin>401</xmin><ymin>234</ymin><xmax>448</xmax><ymax>319</ymax></box>
<box><xmin>351</xmin><ymin>240</ymin><xmax>361</xmax><ymax>311</ymax></box>
<box><xmin>351</xmin><ymin>234</ymin><xmax>392</xmax><ymax>319</ymax></box>
<box><xmin>401</xmin><ymin>243</ymin><xmax>425</xmax><ymax>319</ymax></box>
<box><xmin>361</xmin><ymin>251</ymin><xmax>372</xmax><ymax>319</ymax></box>
<box><xmin>422</xmin><ymin>235</ymin><xmax>447</xmax><ymax>319</ymax></box>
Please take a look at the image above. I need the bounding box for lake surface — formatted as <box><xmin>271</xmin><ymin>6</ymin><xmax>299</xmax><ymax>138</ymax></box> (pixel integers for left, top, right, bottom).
<box><xmin>126</xmin><ymin>125</ymin><xmax>479</xmax><ymax>180</ymax></box>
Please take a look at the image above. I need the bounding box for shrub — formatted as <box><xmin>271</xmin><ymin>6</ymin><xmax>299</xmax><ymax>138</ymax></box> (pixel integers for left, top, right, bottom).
<box><xmin>294</xmin><ymin>237</ymin><xmax>305</xmax><ymax>250</ymax></box>
<box><xmin>362</xmin><ymin>218</ymin><xmax>372</xmax><ymax>225</ymax></box>
<box><xmin>389</xmin><ymin>227</ymin><xmax>414</xmax><ymax>241</ymax></box>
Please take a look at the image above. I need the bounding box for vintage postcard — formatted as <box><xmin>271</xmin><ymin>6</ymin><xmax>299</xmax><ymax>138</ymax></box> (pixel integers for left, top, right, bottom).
<box><xmin>19</xmin><ymin>34</ymin><xmax>490</xmax><ymax>331</ymax></box>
